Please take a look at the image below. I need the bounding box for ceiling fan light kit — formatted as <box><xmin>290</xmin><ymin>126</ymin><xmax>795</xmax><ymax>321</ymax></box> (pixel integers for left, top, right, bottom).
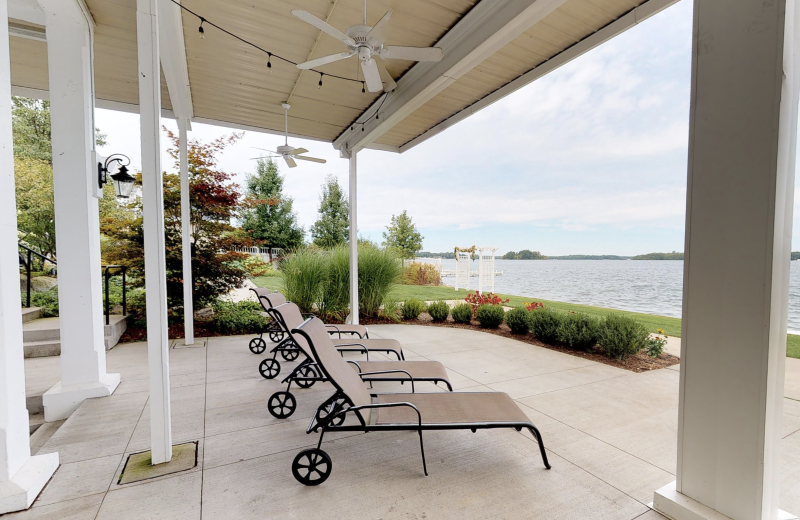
<box><xmin>292</xmin><ymin>0</ymin><xmax>444</xmax><ymax>93</ymax></box>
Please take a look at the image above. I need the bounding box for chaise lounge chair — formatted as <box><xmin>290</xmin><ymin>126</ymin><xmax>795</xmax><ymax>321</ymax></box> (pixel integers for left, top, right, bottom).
<box><xmin>288</xmin><ymin>316</ymin><xmax>551</xmax><ymax>486</ymax></box>
<box><xmin>265</xmin><ymin>302</ymin><xmax>453</xmax><ymax>420</ymax></box>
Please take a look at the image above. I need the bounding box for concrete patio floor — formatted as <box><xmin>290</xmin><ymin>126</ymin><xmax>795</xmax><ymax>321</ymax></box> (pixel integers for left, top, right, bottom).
<box><xmin>8</xmin><ymin>325</ymin><xmax>800</xmax><ymax>519</ymax></box>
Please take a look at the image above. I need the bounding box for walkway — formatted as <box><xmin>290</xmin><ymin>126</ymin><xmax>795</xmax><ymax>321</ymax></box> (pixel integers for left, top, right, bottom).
<box><xmin>8</xmin><ymin>326</ymin><xmax>800</xmax><ymax>519</ymax></box>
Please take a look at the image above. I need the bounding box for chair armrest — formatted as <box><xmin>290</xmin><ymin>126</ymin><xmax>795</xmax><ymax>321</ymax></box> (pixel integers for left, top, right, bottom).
<box><xmin>357</xmin><ymin>369</ymin><xmax>415</xmax><ymax>392</ymax></box>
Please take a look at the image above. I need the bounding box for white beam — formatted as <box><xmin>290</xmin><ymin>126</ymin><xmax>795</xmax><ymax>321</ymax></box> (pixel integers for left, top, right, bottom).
<box><xmin>39</xmin><ymin>0</ymin><xmax>119</xmax><ymax>422</ymax></box>
<box><xmin>0</xmin><ymin>0</ymin><xmax>58</xmax><ymax>511</ymax></box>
<box><xmin>136</xmin><ymin>0</ymin><xmax>173</xmax><ymax>465</ymax></box>
<box><xmin>179</xmin><ymin>118</ymin><xmax>194</xmax><ymax>346</ymax></box>
<box><xmin>333</xmin><ymin>0</ymin><xmax>568</xmax><ymax>154</ymax></box>
<box><xmin>652</xmin><ymin>0</ymin><xmax>799</xmax><ymax>518</ymax></box>
<box><xmin>157</xmin><ymin>0</ymin><xmax>193</xmax><ymax>124</ymax></box>
<box><xmin>347</xmin><ymin>150</ymin><xmax>359</xmax><ymax>325</ymax></box>
<box><xmin>399</xmin><ymin>0</ymin><xmax>679</xmax><ymax>153</ymax></box>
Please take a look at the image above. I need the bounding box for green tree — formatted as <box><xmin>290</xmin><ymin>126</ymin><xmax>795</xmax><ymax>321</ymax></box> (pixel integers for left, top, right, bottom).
<box><xmin>310</xmin><ymin>174</ymin><xmax>349</xmax><ymax>248</ymax></box>
<box><xmin>382</xmin><ymin>210</ymin><xmax>423</xmax><ymax>259</ymax></box>
<box><xmin>241</xmin><ymin>158</ymin><xmax>304</xmax><ymax>258</ymax></box>
<box><xmin>12</xmin><ymin>97</ymin><xmax>51</xmax><ymax>163</ymax></box>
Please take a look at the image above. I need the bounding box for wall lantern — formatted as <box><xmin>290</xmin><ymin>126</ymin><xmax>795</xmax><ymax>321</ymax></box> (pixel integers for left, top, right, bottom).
<box><xmin>98</xmin><ymin>154</ymin><xmax>135</xmax><ymax>199</ymax></box>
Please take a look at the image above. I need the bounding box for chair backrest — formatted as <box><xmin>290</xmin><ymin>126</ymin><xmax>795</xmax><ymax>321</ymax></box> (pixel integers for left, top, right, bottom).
<box><xmin>270</xmin><ymin>303</ymin><xmax>314</xmax><ymax>358</ymax></box>
<box><xmin>294</xmin><ymin>317</ymin><xmax>372</xmax><ymax>409</ymax></box>
<box><xmin>264</xmin><ymin>291</ymin><xmax>287</xmax><ymax>308</ymax></box>
<box><xmin>251</xmin><ymin>287</ymin><xmax>271</xmax><ymax>298</ymax></box>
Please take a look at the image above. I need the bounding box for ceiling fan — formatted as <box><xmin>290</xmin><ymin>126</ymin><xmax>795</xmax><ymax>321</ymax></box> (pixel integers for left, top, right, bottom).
<box><xmin>291</xmin><ymin>0</ymin><xmax>444</xmax><ymax>93</ymax></box>
<box><xmin>251</xmin><ymin>103</ymin><xmax>327</xmax><ymax>168</ymax></box>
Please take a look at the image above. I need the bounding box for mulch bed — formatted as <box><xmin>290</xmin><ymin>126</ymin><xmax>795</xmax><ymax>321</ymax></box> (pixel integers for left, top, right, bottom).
<box><xmin>361</xmin><ymin>313</ymin><xmax>680</xmax><ymax>373</ymax></box>
<box><xmin>119</xmin><ymin>313</ymin><xmax>679</xmax><ymax>374</ymax></box>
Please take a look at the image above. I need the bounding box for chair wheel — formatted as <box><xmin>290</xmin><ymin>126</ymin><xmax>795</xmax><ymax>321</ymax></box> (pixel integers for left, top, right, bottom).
<box><xmin>269</xmin><ymin>330</ymin><xmax>284</xmax><ymax>343</ymax></box>
<box><xmin>259</xmin><ymin>358</ymin><xmax>280</xmax><ymax>379</ymax></box>
<box><xmin>292</xmin><ymin>448</ymin><xmax>332</xmax><ymax>486</ymax></box>
<box><xmin>281</xmin><ymin>348</ymin><xmax>299</xmax><ymax>361</ymax></box>
<box><xmin>249</xmin><ymin>337</ymin><xmax>266</xmax><ymax>354</ymax></box>
<box><xmin>268</xmin><ymin>391</ymin><xmax>296</xmax><ymax>419</ymax></box>
<box><xmin>295</xmin><ymin>365</ymin><xmax>317</xmax><ymax>388</ymax></box>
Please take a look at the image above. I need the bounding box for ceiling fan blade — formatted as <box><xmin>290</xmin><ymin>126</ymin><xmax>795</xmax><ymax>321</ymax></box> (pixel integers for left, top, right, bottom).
<box><xmin>291</xmin><ymin>10</ymin><xmax>355</xmax><ymax>47</ymax></box>
<box><xmin>291</xmin><ymin>148</ymin><xmax>309</xmax><ymax>155</ymax></box>
<box><xmin>380</xmin><ymin>46</ymin><xmax>443</xmax><ymax>62</ymax></box>
<box><xmin>284</xmin><ymin>156</ymin><xmax>297</xmax><ymax>168</ymax></box>
<box><xmin>296</xmin><ymin>52</ymin><xmax>353</xmax><ymax>70</ymax></box>
<box><xmin>361</xmin><ymin>59</ymin><xmax>383</xmax><ymax>92</ymax></box>
<box><xmin>365</xmin><ymin>9</ymin><xmax>392</xmax><ymax>46</ymax></box>
<box><xmin>376</xmin><ymin>59</ymin><xmax>397</xmax><ymax>92</ymax></box>
<box><xmin>294</xmin><ymin>155</ymin><xmax>327</xmax><ymax>164</ymax></box>
<box><xmin>253</xmin><ymin>147</ymin><xmax>276</xmax><ymax>153</ymax></box>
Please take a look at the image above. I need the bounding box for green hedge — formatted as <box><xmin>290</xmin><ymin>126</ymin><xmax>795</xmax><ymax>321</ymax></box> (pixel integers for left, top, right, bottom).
<box><xmin>401</xmin><ymin>299</ymin><xmax>426</xmax><ymax>320</ymax></box>
<box><xmin>476</xmin><ymin>304</ymin><xmax>505</xmax><ymax>328</ymax></box>
<box><xmin>427</xmin><ymin>300</ymin><xmax>450</xmax><ymax>322</ymax></box>
<box><xmin>452</xmin><ymin>303</ymin><xmax>473</xmax><ymax>324</ymax></box>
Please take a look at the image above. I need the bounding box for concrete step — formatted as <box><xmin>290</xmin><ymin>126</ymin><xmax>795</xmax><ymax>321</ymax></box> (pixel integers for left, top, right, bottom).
<box><xmin>30</xmin><ymin>418</ymin><xmax>64</xmax><ymax>456</ymax></box>
<box><xmin>22</xmin><ymin>317</ymin><xmax>60</xmax><ymax>343</ymax></box>
<box><xmin>26</xmin><ymin>393</ymin><xmax>43</xmax><ymax>415</ymax></box>
<box><xmin>24</xmin><ymin>339</ymin><xmax>61</xmax><ymax>358</ymax></box>
<box><xmin>21</xmin><ymin>307</ymin><xmax>42</xmax><ymax>323</ymax></box>
<box><xmin>29</xmin><ymin>413</ymin><xmax>43</xmax><ymax>435</ymax></box>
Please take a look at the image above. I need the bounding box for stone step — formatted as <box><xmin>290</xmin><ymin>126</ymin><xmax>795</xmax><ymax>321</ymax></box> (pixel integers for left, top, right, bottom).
<box><xmin>22</xmin><ymin>316</ymin><xmax>60</xmax><ymax>343</ymax></box>
<box><xmin>24</xmin><ymin>339</ymin><xmax>61</xmax><ymax>358</ymax></box>
<box><xmin>27</xmin><ymin>394</ymin><xmax>43</xmax><ymax>415</ymax></box>
<box><xmin>21</xmin><ymin>307</ymin><xmax>42</xmax><ymax>323</ymax></box>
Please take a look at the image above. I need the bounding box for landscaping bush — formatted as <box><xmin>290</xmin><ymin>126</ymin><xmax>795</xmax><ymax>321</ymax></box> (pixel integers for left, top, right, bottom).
<box><xmin>528</xmin><ymin>307</ymin><xmax>562</xmax><ymax>344</ymax></box>
<box><xmin>401</xmin><ymin>298</ymin><xmax>426</xmax><ymax>320</ymax></box>
<box><xmin>401</xmin><ymin>262</ymin><xmax>441</xmax><ymax>286</ymax></box>
<box><xmin>557</xmin><ymin>312</ymin><xmax>601</xmax><ymax>350</ymax></box>
<box><xmin>381</xmin><ymin>297</ymin><xmax>402</xmax><ymax>323</ymax></box>
<box><xmin>476</xmin><ymin>304</ymin><xmax>505</xmax><ymax>328</ymax></box>
<box><xmin>26</xmin><ymin>287</ymin><xmax>59</xmax><ymax>317</ymax></box>
<box><xmin>504</xmin><ymin>307</ymin><xmax>530</xmax><ymax>334</ymax></box>
<box><xmin>358</xmin><ymin>245</ymin><xmax>402</xmax><ymax>317</ymax></box>
<box><xmin>646</xmin><ymin>329</ymin><xmax>668</xmax><ymax>357</ymax></box>
<box><xmin>212</xmin><ymin>300</ymin><xmax>270</xmax><ymax>335</ymax></box>
<box><xmin>280</xmin><ymin>249</ymin><xmax>327</xmax><ymax>313</ymax></box>
<box><xmin>598</xmin><ymin>314</ymin><xmax>650</xmax><ymax>360</ymax></box>
<box><xmin>320</xmin><ymin>245</ymin><xmax>350</xmax><ymax>320</ymax></box>
<box><xmin>427</xmin><ymin>300</ymin><xmax>450</xmax><ymax>322</ymax></box>
<box><xmin>452</xmin><ymin>303</ymin><xmax>473</xmax><ymax>324</ymax></box>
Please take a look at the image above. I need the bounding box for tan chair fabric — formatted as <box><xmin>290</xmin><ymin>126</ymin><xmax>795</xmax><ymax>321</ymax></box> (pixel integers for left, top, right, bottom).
<box><xmin>296</xmin><ymin>317</ymin><xmax>373</xmax><ymax>410</ymax></box>
<box><xmin>264</xmin><ymin>292</ymin><xmax>287</xmax><ymax>307</ymax></box>
<box><xmin>326</xmin><ymin>323</ymin><xmax>369</xmax><ymax>337</ymax></box>
<box><xmin>272</xmin><ymin>303</ymin><xmax>315</xmax><ymax>358</ymax></box>
<box><xmin>251</xmin><ymin>287</ymin><xmax>271</xmax><ymax>297</ymax></box>
<box><xmin>331</xmin><ymin>338</ymin><xmax>401</xmax><ymax>351</ymax></box>
<box><xmin>349</xmin><ymin>360</ymin><xmax>448</xmax><ymax>380</ymax></box>
<box><xmin>375</xmin><ymin>392</ymin><xmax>529</xmax><ymax>426</ymax></box>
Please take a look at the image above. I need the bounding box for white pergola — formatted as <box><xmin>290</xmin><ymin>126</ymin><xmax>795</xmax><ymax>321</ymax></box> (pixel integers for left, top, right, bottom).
<box><xmin>0</xmin><ymin>0</ymin><xmax>798</xmax><ymax>518</ymax></box>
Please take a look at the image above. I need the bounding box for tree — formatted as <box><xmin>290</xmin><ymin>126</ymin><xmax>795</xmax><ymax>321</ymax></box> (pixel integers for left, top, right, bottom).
<box><xmin>310</xmin><ymin>174</ymin><xmax>349</xmax><ymax>248</ymax></box>
<box><xmin>382</xmin><ymin>210</ymin><xmax>423</xmax><ymax>259</ymax></box>
<box><xmin>12</xmin><ymin>97</ymin><xmax>51</xmax><ymax>163</ymax></box>
<box><xmin>101</xmin><ymin>130</ymin><xmax>250</xmax><ymax>307</ymax></box>
<box><xmin>241</xmin><ymin>158</ymin><xmax>304</xmax><ymax>257</ymax></box>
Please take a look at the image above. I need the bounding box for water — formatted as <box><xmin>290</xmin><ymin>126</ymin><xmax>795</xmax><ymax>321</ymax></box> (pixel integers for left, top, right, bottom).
<box><xmin>438</xmin><ymin>259</ymin><xmax>800</xmax><ymax>331</ymax></box>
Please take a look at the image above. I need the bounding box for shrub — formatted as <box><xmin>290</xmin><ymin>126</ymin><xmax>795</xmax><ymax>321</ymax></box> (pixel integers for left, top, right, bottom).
<box><xmin>401</xmin><ymin>298</ymin><xmax>426</xmax><ymax>320</ymax></box>
<box><xmin>280</xmin><ymin>249</ymin><xmax>327</xmax><ymax>313</ymax></box>
<box><xmin>476</xmin><ymin>304</ymin><xmax>505</xmax><ymax>328</ymax></box>
<box><xmin>427</xmin><ymin>300</ymin><xmax>450</xmax><ymax>322</ymax></box>
<box><xmin>646</xmin><ymin>329</ymin><xmax>668</xmax><ymax>357</ymax></box>
<box><xmin>212</xmin><ymin>300</ymin><xmax>269</xmax><ymax>335</ymax></box>
<box><xmin>528</xmin><ymin>307</ymin><xmax>562</xmax><ymax>344</ymax></box>
<box><xmin>381</xmin><ymin>297</ymin><xmax>402</xmax><ymax>323</ymax></box>
<box><xmin>320</xmin><ymin>245</ymin><xmax>350</xmax><ymax>320</ymax></box>
<box><xmin>358</xmin><ymin>245</ymin><xmax>402</xmax><ymax>317</ymax></box>
<box><xmin>401</xmin><ymin>262</ymin><xmax>441</xmax><ymax>286</ymax></box>
<box><xmin>452</xmin><ymin>303</ymin><xmax>473</xmax><ymax>324</ymax></box>
<box><xmin>505</xmin><ymin>307</ymin><xmax>530</xmax><ymax>334</ymax></box>
<box><xmin>464</xmin><ymin>291</ymin><xmax>509</xmax><ymax>307</ymax></box>
<box><xmin>241</xmin><ymin>256</ymin><xmax>273</xmax><ymax>277</ymax></box>
<box><xmin>557</xmin><ymin>313</ymin><xmax>601</xmax><ymax>350</ymax></box>
<box><xmin>26</xmin><ymin>287</ymin><xmax>59</xmax><ymax>317</ymax></box>
<box><xmin>525</xmin><ymin>301</ymin><xmax>545</xmax><ymax>312</ymax></box>
<box><xmin>598</xmin><ymin>314</ymin><xmax>650</xmax><ymax>360</ymax></box>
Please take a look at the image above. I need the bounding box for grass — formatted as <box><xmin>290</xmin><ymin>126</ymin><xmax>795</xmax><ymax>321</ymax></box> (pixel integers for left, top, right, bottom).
<box><xmin>251</xmin><ymin>276</ymin><xmax>800</xmax><ymax>358</ymax></box>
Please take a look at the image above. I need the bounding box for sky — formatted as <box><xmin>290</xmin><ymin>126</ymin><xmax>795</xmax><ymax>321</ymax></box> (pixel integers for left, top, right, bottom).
<box><xmin>95</xmin><ymin>0</ymin><xmax>784</xmax><ymax>257</ymax></box>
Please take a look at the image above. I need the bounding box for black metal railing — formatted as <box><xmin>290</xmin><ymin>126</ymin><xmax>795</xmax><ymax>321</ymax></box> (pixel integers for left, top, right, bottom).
<box><xmin>18</xmin><ymin>244</ymin><xmax>57</xmax><ymax>308</ymax></box>
<box><xmin>102</xmin><ymin>265</ymin><xmax>128</xmax><ymax>325</ymax></box>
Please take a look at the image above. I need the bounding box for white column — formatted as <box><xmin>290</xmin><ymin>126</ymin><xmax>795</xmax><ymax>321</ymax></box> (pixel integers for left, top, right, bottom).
<box><xmin>348</xmin><ymin>150</ymin><xmax>359</xmax><ymax>325</ymax></box>
<box><xmin>0</xmin><ymin>1</ymin><xmax>59</xmax><ymax>513</ymax></box>
<box><xmin>652</xmin><ymin>0</ymin><xmax>799</xmax><ymax>519</ymax></box>
<box><xmin>137</xmin><ymin>0</ymin><xmax>173</xmax><ymax>465</ymax></box>
<box><xmin>39</xmin><ymin>0</ymin><xmax>120</xmax><ymax>422</ymax></box>
<box><xmin>179</xmin><ymin>119</ymin><xmax>194</xmax><ymax>346</ymax></box>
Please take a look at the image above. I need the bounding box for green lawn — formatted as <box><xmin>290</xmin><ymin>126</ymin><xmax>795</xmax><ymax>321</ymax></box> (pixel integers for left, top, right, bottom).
<box><xmin>251</xmin><ymin>276</ymin><xmax>800</xmax><ymax>358</ymax></box>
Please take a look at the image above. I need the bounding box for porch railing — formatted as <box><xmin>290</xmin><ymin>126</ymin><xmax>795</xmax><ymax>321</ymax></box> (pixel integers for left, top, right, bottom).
<box><xmin>102</xmin><ymin>265</ymin><xmax>128</xmax><ymax>325</ymax></box>
<box><xmin>18</xmin><ymin>243</ymin><xmax>57</xmax><ymax>308</ymax></box>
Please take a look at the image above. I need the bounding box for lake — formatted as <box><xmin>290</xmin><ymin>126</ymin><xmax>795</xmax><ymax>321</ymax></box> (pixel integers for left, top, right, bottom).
<box><xmin>437</xmin><ymin>259</ymin><xmax>800</xmax><ymax>332</ymax></box>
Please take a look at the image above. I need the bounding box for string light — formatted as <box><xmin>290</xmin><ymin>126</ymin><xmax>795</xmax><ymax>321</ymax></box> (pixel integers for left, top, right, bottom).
<box><xmin>198</xmin><ymin>18</ymin><xmax>205</xmax><ymax>39</ymax></box>
<box><xmin>267</xmin><ymin>53</ymin><xmax>272</xmax><ymax>73</ymax></box>
<box><xmin>361</xmin><ymin>82</ymin><xmax>366</xmax><ymax>96</ymax></box>
<box><xmin>318</xmin><ymin>73</ymin><xmax>323</xmax><ymax>89</ymax></box>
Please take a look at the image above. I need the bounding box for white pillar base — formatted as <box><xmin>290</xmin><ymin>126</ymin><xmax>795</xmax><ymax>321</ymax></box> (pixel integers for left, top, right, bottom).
<box><xmin>42</xmin><ymin>373</ymin><xmax>120</xmax><ymax>421</ymax></box>
<box><xmin>0</xmin><ymin>453</ymin><xmax>59</xmax><ymax>514</ymax></box>
<box><xmin>652</xmin><ymin>482</ymin><xmax>798</xmax><ymax>520</ymax></box>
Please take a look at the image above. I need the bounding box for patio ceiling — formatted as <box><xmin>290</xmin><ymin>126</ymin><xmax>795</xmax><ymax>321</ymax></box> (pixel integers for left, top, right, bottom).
<box><xmin>8</xmin><ymin>0</ymin><xmax>677</xmax><ymax>153</ymax></box>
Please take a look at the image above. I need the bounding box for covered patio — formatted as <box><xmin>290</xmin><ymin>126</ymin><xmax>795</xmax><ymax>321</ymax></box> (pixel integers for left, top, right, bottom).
<box><xmin>2</xmin><ymin>0</ymin><xmax>800</xmax><ymax>518</ymax></box>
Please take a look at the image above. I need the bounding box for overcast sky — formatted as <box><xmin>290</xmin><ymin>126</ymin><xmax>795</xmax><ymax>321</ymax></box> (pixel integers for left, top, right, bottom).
<box><xmin>95</xmin><ymin>0</ymin><xmax>797</xmax><ymax>256</ymax></box>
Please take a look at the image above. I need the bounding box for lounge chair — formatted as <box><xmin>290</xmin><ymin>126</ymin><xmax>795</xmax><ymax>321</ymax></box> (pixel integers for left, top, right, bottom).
<box><xmin>247</xmin><ymin>288</ymin><xmax>289</xmax><ymax>353</ymax></box>
<box><xmin>254</xmin><ymin>293</ymin><xmax>405</xmax><ymax>380</ymax></box>
<box><xmin>289</xmin><ymin>316</ymin><xmax>551</xmax><ymax>485</ymax></box>
<box><xmin>265</xmin><ymin>302</ymin><xmax>453</xmax><ymax>420</ymax></box>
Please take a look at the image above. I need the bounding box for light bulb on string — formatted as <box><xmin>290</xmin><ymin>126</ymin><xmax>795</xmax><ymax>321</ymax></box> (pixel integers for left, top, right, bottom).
<box><xmin>318</xmin><ymin>73</ymin><xmax>323</xmax><ymax>89</ymax></box>
<box><xmin>198</xmin><ymin>18</ymin><xmax>206</xmax><ymax>39</ymax></box>
<box><xmin>267</xmin><ymin>53</ymin><xmax>272</xmax><ymax>73</ymax></box>
<box><xmin>362</xmin><ymin>82</ymin><xmax>366</xmax><ymax>96</ymax></box>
